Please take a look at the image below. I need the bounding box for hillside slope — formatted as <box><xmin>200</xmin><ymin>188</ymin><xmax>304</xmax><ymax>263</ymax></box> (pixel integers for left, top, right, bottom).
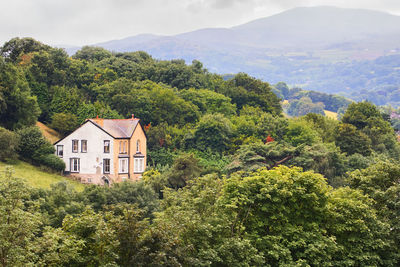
<box><xmin>0</xmin><ymin>161</ymin><xmax>85</xmax><ymax>191</ymax></box>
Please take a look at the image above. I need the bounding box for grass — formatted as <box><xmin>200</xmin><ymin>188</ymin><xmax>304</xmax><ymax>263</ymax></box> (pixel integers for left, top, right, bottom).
<box><xmin>324</xmin><ymin>110</ymin><xmax>338</xmax><ymax>120</ymax></box>
<box><xmin>36</xmin><ymin>121</ymin><xmax>62</xmax><ymax>144</ymax></box>
<box><xmin>0</xmin><ymin>160</ymin><xmax>85</xmax><ymax>191</ymax></box>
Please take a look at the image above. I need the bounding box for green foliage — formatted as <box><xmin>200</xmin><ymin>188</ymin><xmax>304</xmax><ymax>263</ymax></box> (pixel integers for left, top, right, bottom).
<box><xmin>73</xmin><ymin>46</ymin><xmax>113</xmax><ymax>62</ymax></box>
<box><xmin>193</xmin><ymin>113</ymin><xmax>233</xmax><ymax>153</ymax></box>
<box><xmin>0</xmin><ymin>59</ymin><xmax>40</xmax><ymax>129</ymax></box>
<box><xmin>226</xmin><ymin>141</ymin><xmax>299</xmax><ymax>174</ymax></box>
<box><xmin>347</xmin><ymin>162</ymin><xmax>400</xmax><ymax>263</ymax></box>
<box><xmin>178</xmin><ymin>88</ymin><xmax>236</xmax><ymax>116</ymax></box>
<box><xmin>76</xmin><ymin>101</ymin><xmax>122</xmax><ymax>124</ymax></box>
<box><xmin>220</xmin><ymin>73</ymin><xmax>282</xmax><ymax>115</ymax></box>
<box><xmin>0</xmin><ymin>127</ymin><xmax>19</xmax><ymax>161</ymax></box>
<box><xmin>285</xmin><ymin>119</ymin><xmax>320</xmax><ymax>146</ymax></box>
<box><xmin>287</xmin><ymin>96</ymin><xmax>325</xmax><ymax>116</ymax></box>
<box><xmin>233</xmin><ymin>105</ymin><xmax>288</xmax><ymax>141</ymax></box>
<box><xmin>62</xmin><ymin>208</ymin><xmax>119</xmax><ymax>266</ymax></box>
<box><xmin>164</xmin><ymin>153</ymin><xmax>202</xmax><ymax>189</ymax></box>
<box><xmin>0</xmin><ymin>172</ymin><xmax>42</xmax><ymax>267</ymax></box>
<box><xmin>82</xmin><ymin>181</ymin><xmax>159</xmax><ymax>217</ymax></box>
<box><xmin>0</xmin><ymin>37</ymin><xmax>50</xmax><ymax>63</ymax></box>
<box><xmin>223</xmin><ymin>166</ymin><xmax>396</xmax><ymax>266</ymax></box>
<box><xmin>16</xmin><ymin>126</ymin><xmax>65</xmax><ymax>171</ymax></box>
<box><xmin>50</xmin><ymin>112</ymin><xmax>79</xmax><ymax>136</ymax></box>
<box><xmin>335</xmin><ymin>123</ymin><xmax>372</xmax><ymax>156</ymax></box>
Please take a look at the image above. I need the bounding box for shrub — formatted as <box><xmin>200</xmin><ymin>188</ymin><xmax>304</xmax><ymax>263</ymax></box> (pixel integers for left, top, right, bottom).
<box><xmin>16</xmin><ymin>126</ymin><xmax>63</xmax><ymax>171</ymax></box>
<box><xmin>38</xmin><ymin>154</ymin><xmax>65</xmax><ymax>172</ymax></box>
<box><xmin>50</xmin><ymin>112</ymin><xmax>79</xmax><ymax>136</ymax></box>
<box><xmin>0</xmin><ymin>127</ymin><xmax>19</xmax><ymax>161</ymax></box>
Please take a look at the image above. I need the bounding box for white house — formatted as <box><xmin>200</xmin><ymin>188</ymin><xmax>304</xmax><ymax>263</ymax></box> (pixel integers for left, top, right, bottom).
<box><xmin>54</xmin><ymin>116</ymin><xmax>147</xmax><ymax>185</ymax></box>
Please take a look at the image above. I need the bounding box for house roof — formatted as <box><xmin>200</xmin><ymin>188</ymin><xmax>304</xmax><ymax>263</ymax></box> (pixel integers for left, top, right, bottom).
<box><xmin>88</xmin><ymin>118</ymin><xmax>140</xmax><ymax>139</ymax></box>
<box><xmin>53</xmin><ymin>116</ymin><xmax>141</xmax><ymax>145</ymax></box>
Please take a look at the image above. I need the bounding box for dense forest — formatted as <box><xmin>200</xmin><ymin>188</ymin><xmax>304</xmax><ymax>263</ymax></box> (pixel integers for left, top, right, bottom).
<box><xmin>250</xmin><ymin>54</ymin><xmax>400</xmax><ymax>107</ymax></box>
<box><xmin>1</xmin><ymin>37</ymin><xmax>400</xmax><ymax>266</ymax></box>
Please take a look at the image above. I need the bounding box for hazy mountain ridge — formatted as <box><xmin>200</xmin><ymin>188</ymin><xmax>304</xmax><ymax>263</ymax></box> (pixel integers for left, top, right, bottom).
<box><xmin>65</xmin><ymin>6</ymin><xmax>400</xmax><ymax>105</ymax></box>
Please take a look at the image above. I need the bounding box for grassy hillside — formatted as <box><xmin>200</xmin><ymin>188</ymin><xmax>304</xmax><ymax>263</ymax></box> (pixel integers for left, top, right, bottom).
<box><xmin>36</xmin><ymin>121</ymin><xmax>62</xmax><ymax>144</ymax></box>
<box><xmin>0</xmin><ymin>160</ymin><xmax>85</xmax><ymax>191</ymax></box>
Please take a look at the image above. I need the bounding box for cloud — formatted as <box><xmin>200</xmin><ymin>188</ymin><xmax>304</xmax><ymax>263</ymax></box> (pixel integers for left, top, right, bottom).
<box><xmin>0</xmin><ymin>0</ymin><xmax>399</xmax><ymax>46</ymax></box>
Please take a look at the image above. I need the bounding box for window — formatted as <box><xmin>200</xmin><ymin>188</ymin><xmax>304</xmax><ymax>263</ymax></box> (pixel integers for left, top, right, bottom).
<box><xmin>56</xmin><ymin>145</ymin><xmax>63</xmax><ymax>157</ymax></box>
<box><xmin>104</xmin><ymin>140</ymin><xmax>110</xmax><ymax>153</ymax></box>
<box><xmin>81</xmin><ymin>140</ymin><xmax>87</xmax><ymax>153</ymax></box>
<box><xmin>103</xmin><ymin>159</ymin><xmax>110</xmax><ymax>174</ymax></box>
<box><xmin>87</xmin><ymin>178</ymin><xmax>92</xmax><ymax>183</ymax></box>
<box><xmin>72</xmin><ymin>140</ymin><xmax>78</xmax><ymax>153</ymax></box>
<box><xmin>119</xmin><ymin>158</ymin><xmax>128</xmax><ymax>173</ymax></box>
<box><xmin>134</xmin><ymin>158</ymin><xmax>144</xmax><ymax>173</ymax></box>
<box><xmin>136</xmin><ymin>140</ymin><xmax>140</xmax><ymax>152</ymax></box>
<box><xmin>119</xmin><ymin>140</ymin><xmax>127</xmax><ymax>154</ymax></box>
<box><xmin>70</xmin><ymin>158</ymin><xmax>80</xmax><ymax>173</ymax></box>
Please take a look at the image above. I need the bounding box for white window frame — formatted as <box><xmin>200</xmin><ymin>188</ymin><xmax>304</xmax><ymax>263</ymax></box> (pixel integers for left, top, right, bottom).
<box><xmin>103</xmin><ymin>158</ymin><xmax>110</xmax><ymax>174</ymax></box>
<box><xmin>134</xmin><ymin>157</ymin><xmax>144</xmax><ymax>173</ymax></box>
<box><xmin>104</xmin><ymin>140</ymin><xmax>110</xmax><ymax>153</ymax></box>
<box><xmin>136</xmin><ymin>140</ymin><xmax>140</xmax><ymax>152</ymax></box>
<box><xmin>56</xmin><ymin>145</ymin><xmax>63</xmax><ymax>158</ymax></box>
<box><xmin>81</xmin><ymin>140</ymin><xmax>87</xmax><ymax>153</ymax></box>
<box><xmin>70</xmin><ymin>158</ymin><xmax>80</xmax><ymax>173</ymax></box>
<box><xmin>119</xmin><ymin>158</ymin><xmax>128</xmax><ymax>174</ymax></box>
<box><xmin>72</xmin><ymin>140</ymin><xmax>78</xmax><ymax>153</ymax></box>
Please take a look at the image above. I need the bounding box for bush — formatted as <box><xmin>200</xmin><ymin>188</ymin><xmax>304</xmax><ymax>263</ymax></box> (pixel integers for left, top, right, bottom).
<box><xmin>0</xmin><ymin>127</ymin><xmax>19</xmax><ymax>161</ymax></box>
<box><xmin>38</xmin><ymin>154</ymin><xmax>65</xmax><ymax>172</ymax></box>
<box><xmin>50</xmin><ymin>112</ymin><xmax>79</xmax><ymax>136</ymax></box>
<box><xmin>16</xmin><ymin>126</ymin><xmax>63</xmax><ymax>171</ymax></box>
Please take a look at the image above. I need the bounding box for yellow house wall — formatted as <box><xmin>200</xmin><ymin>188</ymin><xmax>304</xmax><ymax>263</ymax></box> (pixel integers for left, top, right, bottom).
<box><xmin>129</xmin><ymin>123</ymin><xmax>147</xmax><ymax>181</ymax></box>
<box><xmin>113</xmin><ymin>139</ymin><xmax>130</xmax><ymax>183</ymax></box>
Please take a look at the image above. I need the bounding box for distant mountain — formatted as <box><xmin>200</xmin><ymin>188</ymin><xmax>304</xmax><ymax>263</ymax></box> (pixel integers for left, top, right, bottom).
<box><xmin>65</xmin><ymin>6</ymin><xmax>400</xmax><ymax>103</ymax></box>
<box><xmin>89</xmin><ymin>6</ymin><xmax>400</xmax><ymax>57</ymax></box>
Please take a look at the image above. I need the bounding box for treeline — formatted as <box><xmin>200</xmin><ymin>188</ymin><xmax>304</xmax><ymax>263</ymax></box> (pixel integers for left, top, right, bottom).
<box><xmin>2</xmin><ymin>161</ymin><xmax>400</xmax><ymax>266</ymax></box>
<box><xmin>1</xmin><ymin>37</ymin><xmax>400</xmax><ymax>266</ymax></box>
<box><xmin>248</xmin><ymin>54</ymin><xmax>400</xmax><ymax>107</ymax></box>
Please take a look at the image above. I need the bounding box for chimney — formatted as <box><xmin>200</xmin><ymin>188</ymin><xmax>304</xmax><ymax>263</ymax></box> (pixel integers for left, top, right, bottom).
<box><xmin>93</xmin><ymin>115</ymin><xmax>104</xmax><ymax>127</ymax></box>
<box><xmin>131</xmin><ymin>114</ymin><xmax>134</xmax><ymax>119</ymax></box>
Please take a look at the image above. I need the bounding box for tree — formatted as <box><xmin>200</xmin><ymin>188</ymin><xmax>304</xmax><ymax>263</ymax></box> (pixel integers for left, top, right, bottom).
<box><xmin>165</xmin><ymin>153</ymin><xmax>202</xmax><ymax>189</ymax></box>
<box><xmin>0</xmin><ymin>59</ymin><xmax>40</xmax><ymax>129</ymax></box>
<box><xmin>0</xmin><ymin>127</ymin><xmax>19</xmax><ymax>161</ymax></box>
<box><xmin>287</xmin><ymin>96</ymin><xmax>325</xmax><ymax>117</ymax></box>
<box><xmin>156</xmin><ymin>174</ymin><xmax>265</xmax><ymax>266</ymax></box>
<box><xmin>347</xmin><ymin>162</ymin><xmax>400</xmax><ymax>264</ymax></box>
<box><xmin>335</xmin><ymin>123</ymin><xmax>372</xmax><ymax>156</ymax></box>
<box><xmin>222</xmin><ymin>166</ymin><xmax>396</xmax><ymax>266</ymax></box>
<box><xmin>0</xmin><ymin>172</ymin><xmax>42</xmax><ymax>267</ymax></box>
<box><xmin>342</xmin><ymin>101</ymin><xmax>383</xmax><ymax>129</ymax></box>
<box><xmin>16</xmin><ymin>126</ymin><xmax>65</xmax><ymax>171</ymax></box>
<box><xmin>226</xmin><ymin>141</ymin><xmax>300</xmax><ymax>174</ymax></box>
<box><xmin>0</xmin><ymin>37</ymin><xmax>50</xmax><ymax>63</ymax></box>
<box><xmin>193</xmin><ymin>113</ymin><xmax>233</xmax><ymax>153</ymax></box>
<box><xmin>50</xmin><ymin>113</ymin><xmax>79</xmax><ymax>136</ymax></box>
<box><xmin>62</xmin><ymin>208</ymin><xmax>119</xmax><ymax>266</ymax></box>
<box><xmin>178</xmin><ymin>88</ymin><xmax>236</xmax><ymax>116</ymax></box>
<box><xmin>221</xmin><ymin>73</ymin><xmax>282</xmax><ymax>115</ymax></box>
<box><xmin>73</xmin><ymin>46</ymin><xmax>112</xmax><ymax>62</ymax></box>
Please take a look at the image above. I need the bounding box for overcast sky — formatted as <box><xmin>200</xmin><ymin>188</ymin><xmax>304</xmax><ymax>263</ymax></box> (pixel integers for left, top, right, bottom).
<box><xmin>1</xmin><ymin>0</ymin><xmax>400</xmax><ymax>46</ymax></box>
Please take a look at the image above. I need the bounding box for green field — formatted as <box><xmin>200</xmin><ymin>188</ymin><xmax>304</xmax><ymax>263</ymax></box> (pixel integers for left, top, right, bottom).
<box><xmin>0</xmin><ymin>160</ymin><xmax>85</xmax><ymax>191</ymax></box>
<box><xmin>324</xmin><ymin>110</ymin><xmax>338</xmax><ymax>120</ymax></box>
